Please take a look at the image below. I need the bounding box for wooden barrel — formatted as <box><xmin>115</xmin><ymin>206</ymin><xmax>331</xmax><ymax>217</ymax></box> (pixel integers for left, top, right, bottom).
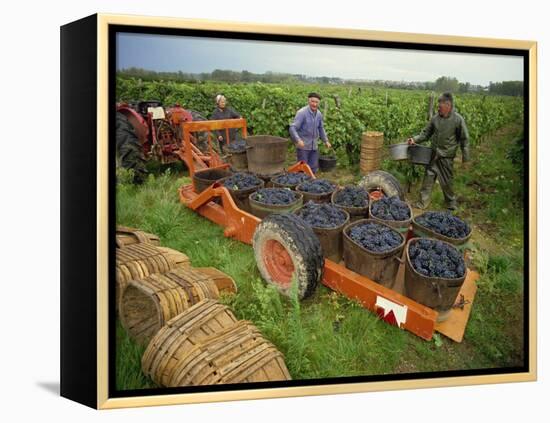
<box><xmin>115</xmin><ymin>244</ymin><xmax>191</xmax><ymax>310</ymax></box>
<box><xmin>116</xmin><ymin>226</ymin><xmax>160</xmax><ymax>247</ymax></box>
<box><xmin>120</xmin><ymin>267</ymin><xmax>237</xmax><ymax>345</ymax></box>
<box><xmin>141</xmin><ymin>299</ymin><xmax>239</xmax><ymax>386</ymax></box>
<box><xmin>360</xmin><ymin>131</ymin><xmax>384</xmax><ymax>174</ymax></box>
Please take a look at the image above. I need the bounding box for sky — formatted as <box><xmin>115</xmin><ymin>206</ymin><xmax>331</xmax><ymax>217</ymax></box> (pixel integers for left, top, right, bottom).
<box><xmin>116</xmin><ymin>32</ymin><xmax>524</xmax><ymax>86</ymax></box>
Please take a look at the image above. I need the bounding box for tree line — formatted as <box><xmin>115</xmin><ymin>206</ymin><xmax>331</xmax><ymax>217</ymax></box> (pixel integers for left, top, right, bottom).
<box><xmin>117</xmin><ymin>68</ymin><xmax>523</xmax><ymax>96</ymax></box>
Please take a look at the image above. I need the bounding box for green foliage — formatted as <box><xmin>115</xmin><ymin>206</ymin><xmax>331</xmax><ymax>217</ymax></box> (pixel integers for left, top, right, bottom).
<box><xmin>434</xmin><ymin>76</ymin><xmax>460</xmax><ymax>92</ymax></box>
<box><xmin>506</xmin><ymin>132</ymin><xmax>525</xmax><ymax>179</ymax></box>
<box><xmin>116</xmin><ymin>76</ymin><xmax>523</xmax><ymax>149</ymax></box>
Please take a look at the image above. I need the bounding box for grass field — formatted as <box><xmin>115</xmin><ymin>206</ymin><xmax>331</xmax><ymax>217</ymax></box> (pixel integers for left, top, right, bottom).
<box><xmin>115</xmin><ymin>124</ymin><xmax>525</xmax><ymax>390</ymax></box>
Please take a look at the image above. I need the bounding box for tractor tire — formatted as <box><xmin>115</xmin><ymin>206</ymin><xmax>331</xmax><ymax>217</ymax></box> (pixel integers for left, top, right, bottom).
<box><xmin>188</xmin><ymin>110</ymin><xmax>210</xmax><ymax>152</ymax></box>
<box><xmin>253</xmin><ymin>213</ymin><xmax>324</xmax><ymax>300</ymax></box>
<box><xmin>189</xmin><ymin>110</ymin><xmax>207</xmax><ymax>121</ymax></box>
<box><xmin>116</xmin><ymin>112</ymin><xmax>148</xmax><ymax>184</ymax></box>
<box><xmin>358</xmin><ymin>170</ymin><xmax>405</xmax><ymax>200</ymax></box>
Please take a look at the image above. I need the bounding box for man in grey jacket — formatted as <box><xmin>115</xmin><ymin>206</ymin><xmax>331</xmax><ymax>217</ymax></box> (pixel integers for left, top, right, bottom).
<box><xmin>407</xmin><ymin>92</ymin><xmax>470</xmax><ymax>211</ymax></box>
<box><xmin>289</xmin><ymin>92</ymin><xmax>331</xmax><ymax>173</ymax></box>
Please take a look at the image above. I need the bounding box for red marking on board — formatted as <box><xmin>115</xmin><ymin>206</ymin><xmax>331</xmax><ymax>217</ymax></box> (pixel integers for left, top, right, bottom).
<box><xmin>375</xmin><ymin>307</ymin><xmax>399</xmax><ymax>327</ymax></box>
<box><xmin>383</xmin><ymin>310</ymin><xmax>398</xmax><ymax>327</ymax></box>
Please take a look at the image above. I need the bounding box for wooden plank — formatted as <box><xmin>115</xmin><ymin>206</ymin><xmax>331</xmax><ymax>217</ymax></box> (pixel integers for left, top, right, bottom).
<box><xmin>435</xmin><ymin>270</ymin><xmax>479</xmax><ymax>343</ymax></box>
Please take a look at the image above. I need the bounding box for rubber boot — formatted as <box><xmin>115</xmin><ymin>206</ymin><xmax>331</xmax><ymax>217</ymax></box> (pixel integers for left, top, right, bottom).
<box><xmin>416</xmin><ymin>170</ymin><xmax>436</xmax><ymax>209</ymax></box>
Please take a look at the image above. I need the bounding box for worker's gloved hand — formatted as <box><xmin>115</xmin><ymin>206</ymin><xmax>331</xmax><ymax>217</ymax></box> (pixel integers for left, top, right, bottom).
<box><xmin>325</xmin><ymin>141</ymin><xmax>332</xmax><ymax>149</ymax></box>
<box><xmin>297</xmin><ymin>140</ymin><xmax>305</xmax><ymax>149</ymax></box>
<box><xmin>407</xmin><ymin>137</ymin><xmax>416</xmax><ymax>145</ymax></box>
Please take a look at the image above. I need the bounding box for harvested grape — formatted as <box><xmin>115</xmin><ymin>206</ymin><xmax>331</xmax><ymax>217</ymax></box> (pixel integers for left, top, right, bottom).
<box><xmin>297</xmin><ymin>179</ymin><xmax>336</xmax><ymax>194</ymax></box>
<box><xmin>251</xmin><ymin>188</ymin><xmax>299</xmax><ymax>205</ymax></box>
<box><xmin>408</xmin><ymin>238</ymin><xmax>465</xmax><ymax>278</ymax></box>
<box><xmin>415</xmin><ymin>211</ymin><xmax>471</xmax><ymax>239</ymax></box>
<box><xmin>296</xmin><ymin>201</ymin><xmax>348</xmax><ymax>228</ymax></box>
<box><xmin>225</xmin><ymin>139</ymin><xmax>247</xmax><ymax>152</ymax></box>
<box><xmin>371</xmin><ymin>196</ymin><xmax>410</xmax><ymax>221</ymax></box>
<box><xmin>272</xmin><ymin>172</ymin><xmax>312</xmax><ymax>187</ymax></box>
<box><xmin>333</xmin><ymin>186</ymin><xmax>369</xmax><ymax>208</ymax></box>
<box><xmin>347</xmin><ymin>222</ymin><xmax>402</xmax><ymax>252</ymax></box>
<box><xmin>223</xmin><ymin>173</ymin><xmax>262</xmax><ymax>190</ymax></box>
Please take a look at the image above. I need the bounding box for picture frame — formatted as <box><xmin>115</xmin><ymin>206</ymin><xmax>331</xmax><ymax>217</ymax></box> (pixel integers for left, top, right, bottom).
<box><xmin>60</xmin><ymin>13</ymin><xmax>537</xmax><ymax>409</ymax></box>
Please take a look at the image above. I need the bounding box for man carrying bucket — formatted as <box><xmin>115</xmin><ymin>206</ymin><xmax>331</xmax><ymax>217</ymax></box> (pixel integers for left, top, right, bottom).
<box><xmin>407</xmin><ymin>92</ymin><xmax>470</xmax><ymax>211</ymax></box>
<box><xmin>289</xmin><ymin>92</ymin><xmax>332</xmax><ymax>173</ymax></box>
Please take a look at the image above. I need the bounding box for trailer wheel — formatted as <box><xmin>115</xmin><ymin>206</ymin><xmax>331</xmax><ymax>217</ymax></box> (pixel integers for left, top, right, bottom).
<box><xmin>253</xmin><ymin>213</ymin><xmax>323</xmax><ymax>300</ymax></box>
<box><xmin>358</xmin><ymin>170</ymin><xmax>405</xmax><ymax>200</ymax></box>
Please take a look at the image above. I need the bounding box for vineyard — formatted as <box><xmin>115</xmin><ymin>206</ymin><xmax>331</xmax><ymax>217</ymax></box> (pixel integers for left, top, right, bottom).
<box><xmin>115</xmin><ymin>75</ymin><xmax>526</xmax><ymax>389</ymax></box>
<box><xmin>116</xmin><ymin>76</ymin><xmax>523</xmax><ymax>164</ymax></box>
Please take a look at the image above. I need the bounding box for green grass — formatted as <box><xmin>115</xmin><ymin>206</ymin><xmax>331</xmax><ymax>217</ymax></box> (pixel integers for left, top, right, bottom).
<box><xmin>116</xmin><ymin>320</ymin><xmax>155</xmax><ymax>390</ymax></box>
<box><xmin>115</xmin><ymin>125</ymin><xmax>525</xmax><ymax>390</ymax></box>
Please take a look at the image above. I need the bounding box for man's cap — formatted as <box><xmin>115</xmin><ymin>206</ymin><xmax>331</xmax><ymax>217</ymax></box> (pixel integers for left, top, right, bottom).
<box><xmin>308</xmin><ymin>92</ymin><xmax>321</xmax><ymax>100</ymax></box>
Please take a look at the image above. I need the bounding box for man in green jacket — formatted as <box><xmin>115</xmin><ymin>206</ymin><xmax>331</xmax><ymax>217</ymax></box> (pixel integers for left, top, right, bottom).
<box><xmin>407</xmin><ymin>92</ymin><xmax>469</xmax><ymax>211</ymax></box>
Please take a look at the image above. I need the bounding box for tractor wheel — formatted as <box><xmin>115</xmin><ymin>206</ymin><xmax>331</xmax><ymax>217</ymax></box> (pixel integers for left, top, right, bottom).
<box><xmin>358</xmin><ymin>170</ymin><xmax>405</xmax><ymax>200</ymax></box>
<box><xmin>116</xmin><ymin>112</ymin><xmax>148</xmax><ymax>184</ymax></box>
<box><xmin>253</xmin><ymin>213</ymin><xmax>324</xmax><ymax>300</ymax></box>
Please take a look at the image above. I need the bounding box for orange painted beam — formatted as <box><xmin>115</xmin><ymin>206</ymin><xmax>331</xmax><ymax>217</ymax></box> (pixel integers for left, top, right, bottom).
<box><xmin>179</xmin><ymin>184</ymin><xmax>259</xmax><ymax>244</ymax></box>
<box><xmin>322</xmin><ymin>260</ymin><xmax>438</xmax><ymax>340</ymax></box>
<box><xmin>183</xmin><ymin>118</ymin><xmax>248</xmax><ymax>132</ymax></box>
<box><xmin>287</xmin><ymin>161</ymin><xmax>315</xmax><ymax>178</ymax></box>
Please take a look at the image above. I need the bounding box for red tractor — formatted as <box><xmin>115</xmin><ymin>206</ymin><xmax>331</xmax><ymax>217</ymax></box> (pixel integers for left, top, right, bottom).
<box><xmin>116</xmin><ymin>100</ymin><xmax>247</xmax><ymax>183</ymax></box>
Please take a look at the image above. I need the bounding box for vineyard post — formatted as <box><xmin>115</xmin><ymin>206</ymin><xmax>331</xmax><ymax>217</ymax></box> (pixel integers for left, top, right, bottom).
<box><xmin>427</xmin><ymin>92</ymin><xmax>435</xmax><ymax>120</ymax></box>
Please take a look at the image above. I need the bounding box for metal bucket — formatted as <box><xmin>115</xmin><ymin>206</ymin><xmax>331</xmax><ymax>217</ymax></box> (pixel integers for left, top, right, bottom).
<box><xmin>193</xmin><ymin>168</ymin><xmax>233</xmax><ymax>193</ymax></box>
<box><xmin>318</xmin><ymin>155</ymin><xmax>337</xmax><ymax>172</ymax></box>
<box><xmin>403</xmin><ymin>238</ymin><xmax>467</xmax><ymax>322</ymax></box>
<box><xmin>342</xmin><ymin>219</ymin><xmax>405</xmax><ymax>287</ymax></box>
<box><xmin>245</xmin><ymin>135</ymin><xmax>288</xmax><ymax>175</ymax></box>
<box><xmin>388</xmin><ymin>143</ymin><xmax>409</xmax><ymax>161</ymax></box>
<box><xmin>249</xmin><ymin>192</ymin><xmax>303</xmax><ymax>219</ymax></box>
<box><xmin>331</xmin><ymin>188</ymin><xmax>369</xmax><ymax>222</ymax></box>
<box><xmin>296</xmin><ymin>207</ymin><xmax>350</xmax><ymax>262</ymax></box>
<box><xmin>408</xmin><ymin>145</ymin><xmax>433</xmax><ymax>165</ymax></box>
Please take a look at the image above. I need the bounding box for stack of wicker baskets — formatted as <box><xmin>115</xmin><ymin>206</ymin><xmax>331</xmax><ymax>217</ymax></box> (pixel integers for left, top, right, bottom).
<box><xmin>119</xmin><ymin>267</ymin><xmax>238</xmax><ymax>346</ymax></box>
<box><xmin>115</xmin><ymin>242</ymin><xmax>192</xmax><ymax>310</ymax></box>
<box><xmin>142</xmin><ymin>299</ymin><xmax>292</xmax><ymax>387</ymax></box>
<box><xmin>360</xmin><ymin>131</ymin><xmax>384</xmax><ymax>174</ymax></box>
<box><xmin>115</xmin><ymin>226</ymin><xmax>160</xmax><ymax>247</ymax></box>
<box><xmin>115</xmin><ymin>226</ymin><xmax>291</xmax><ymax>386</ymax></box>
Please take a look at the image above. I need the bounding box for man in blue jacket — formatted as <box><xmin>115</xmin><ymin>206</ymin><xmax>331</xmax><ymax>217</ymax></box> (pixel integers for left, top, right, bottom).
<box><xmin>289</xmin><ymin>92</ymin><xmax>331</xmax><ymax>173</ymax></box>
